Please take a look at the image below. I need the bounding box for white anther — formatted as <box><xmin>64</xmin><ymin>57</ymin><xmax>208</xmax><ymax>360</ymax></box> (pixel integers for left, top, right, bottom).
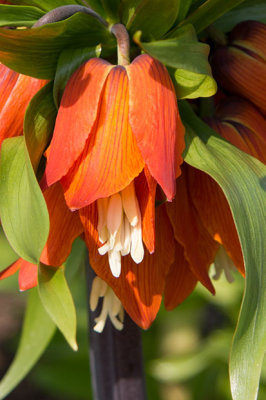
<box><xmin>121</xmin><ymin>181</ymin><xmax>139</xmax><ymax>227</ymax></box>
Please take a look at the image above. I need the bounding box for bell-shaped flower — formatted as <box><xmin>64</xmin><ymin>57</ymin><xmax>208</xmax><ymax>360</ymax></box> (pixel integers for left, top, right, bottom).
<box><xmin>45</xmin><ymin>54</ymin><xmax>184</xmax><ymax>276</ymax></box>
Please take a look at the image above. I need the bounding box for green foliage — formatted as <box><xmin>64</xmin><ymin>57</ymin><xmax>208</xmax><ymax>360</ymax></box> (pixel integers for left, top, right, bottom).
<box><xmin>24</xmin><ymin>82</ymin><xmax>57</xmax><ymax>170</ymax></box>
<box><xmin>121</xmin><ymin>0</ymin><xmax>180</xmax><ymax>40</ymax></box>
<box><xmin>178</xmin><ymin>0</ymin><xmax>247</xmax><ymax>33</ymax></box>
<box><xmin>0</xmin><ymin>137</ymin><xmax>49</xmax><ymax>264</ymax></box>
<box><xmin>10</xmin><ymin>0</ymin><xmax>85</xmax><ymax>11</ymax></box>
<box><xmin>214</xmin><ymin>0</ymin><xmax>266</xmax><ymax>32</ymax></box>
<box><xmin>0</xmin><ymin>288</ymin><xmax>56</xmax><ymax>400</ymax></box>
<box><xmin>181</xmin><ymin>101</ymin><xmax>266</xmax><ymax>400</ymax></box>
<box><xmin>38</xmin><ymin>264</ymin><xmax>78</xmax><ymax>351</ymax></box>
<box><xmin>0</xmin><ymin>5</ymin><xmax>44</xmax><ymax>27</ymax></box>
<box><xmin>135</xmin><ymin>25</ymin><xmax>217</xmax><ymax>99</ymax></box>
<box><xmin>0</xmin><ymin>12</ymin><xmax>113</xmax><ymax>79</ymax></box>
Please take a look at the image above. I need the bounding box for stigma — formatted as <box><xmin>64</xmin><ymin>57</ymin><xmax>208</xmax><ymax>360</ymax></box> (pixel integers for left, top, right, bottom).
<box><xmin>96</xmin><ymin>181</ymin><xmax>144</xmax><ymax>277</ymax></box>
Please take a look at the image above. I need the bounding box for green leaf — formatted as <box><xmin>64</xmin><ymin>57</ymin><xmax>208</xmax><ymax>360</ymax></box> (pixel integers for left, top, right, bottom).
<box><xmin>54</xmin><ymin>46</ymin><xmax>101</xmax><ymax>108</ymax></box>
<box><xmin>0</xmin><ymin>137</ymin><xmax>49</xmax><ymax>264</ymax></box>
<box><xmin>180</xmin><ymin>101</ymin><xmax>266</xmax><ymax>400</ymax></box>
<box><xmin>179</xmin><ymin>0</ymin><xmax>246</xmax><ymax>33</ymax></box>
<box><xmin>24</xmin><ymin>82</ymin><xmax>57</xmax><ymax>170</ymax></box>
<box><xmin>135</xmin><ymin>25</ymin><xmax>217</xmax><ymax>99</ymax></box>
<box><xmin>101</xmin><ymin>0</ymin><xmax>121</xmax><ymax>22</ymax></box>
<box><xmin>214</xmin><ymin>0</ymin><xmax>266</xmax><ymax>32</ymax></box>
<box><xmin>10</xmin><ymin>0</ymin><xmax>85</xmax><ymax>12</ymax></box>
<box><xmin>176</xmin><ymin>0</ymin><xmax>193</xmax><ymax>23</ymax></box>
<box><xmin>0</xmin><ymin>5</ymin><xmax>44</xmax><ymax>27</ymax></box>
<box><xmin>0</xmin><ymin>288</ymin><xmax>56</xmax><ymax>400</ymax></box>
<box><xmin>121</xmin><ymin>0</ymin><xmax>180</xmax><ymax>40</ymax></box>
<box><xmin>0</xmin><ymin>12</ymin><xmax>113</xmax><ymax>79</ymax></box>
<box><xmin>38</xmin><ymin>264</ymin><xmax>78</xmax><ymax>351</ymax></box>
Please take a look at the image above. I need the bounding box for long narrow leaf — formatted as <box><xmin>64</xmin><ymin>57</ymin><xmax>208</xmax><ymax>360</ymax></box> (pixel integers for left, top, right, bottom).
<box><xmin>0</xmin><ymin>289</ymin><xmax>56</xmax><ymax>399</ymax></box>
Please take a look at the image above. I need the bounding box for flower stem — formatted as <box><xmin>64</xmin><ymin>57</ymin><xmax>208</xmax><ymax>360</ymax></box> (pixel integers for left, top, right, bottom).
<box><xmin>33</xmin><ymin>5</ymin><xmax>108</xmax><ymax>28</ymax></box>
<box><xmin>86</xmin><ymin>257</ymin><xmax>147</xmax><ymax>400</ymax></box>
<box><xmin>111</xmin><ymin>24</ymin><xmax>130</xmax><ymax>66</ymax></box>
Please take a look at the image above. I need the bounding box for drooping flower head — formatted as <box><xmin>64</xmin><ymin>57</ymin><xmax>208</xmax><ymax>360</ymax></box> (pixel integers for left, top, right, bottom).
<box><xmin>45</xmin><ymin>54</ymin><xmax>185</xmax><ymax>280</ymax></box>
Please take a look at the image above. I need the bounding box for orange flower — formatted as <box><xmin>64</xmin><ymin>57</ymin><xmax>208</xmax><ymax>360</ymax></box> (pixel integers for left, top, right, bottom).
<box><xmin>43</xmin><ymin>54</ymin><xmax>185</xmax><ymax>328</ymax></box>
<box><xmin>0</xmin><ymin>63</ymin><xmax>47</xmax><ymax>148</ymax></box>
<box><xmin>212</xmin><ymin>21</ymin><xmax>266</xmax><ymax>115</ymax></box>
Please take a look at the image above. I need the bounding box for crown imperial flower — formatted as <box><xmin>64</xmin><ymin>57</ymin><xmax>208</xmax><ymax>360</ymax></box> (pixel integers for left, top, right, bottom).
<box><xmin>45</xmin><ymin>54</ymin><xmax>185</xmax><ymax>279</ymax></box>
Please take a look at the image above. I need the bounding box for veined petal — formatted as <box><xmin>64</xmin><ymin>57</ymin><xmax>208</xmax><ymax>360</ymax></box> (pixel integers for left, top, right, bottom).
<box><xmin>212</xmin><ymin>46</ymin><xmax>266</xmax><ymax>115</ymax></box>
<box><xmin>18</xmin><ymin>260</ymin><xmax>38</xmax><ymax>291</ymax></box>
<box><xmin>208</xmin><ymin>97</ymin><xmax>266</xmax><ymax>163</ymax></box>
<box><xmin>135</xmin><ymin>167</ymin><xmax>157</xmax><ymax>253</ymax></box>
<box><xmin>127</xmin><ymin>54</ymin><xmax>185</xmax><ymax>200</ymax></box>
<box><xmin>0</xmin><ymin>65</ymin><xmax>46</xmax><ymax>147</ymax></box>
<box><xmin>45</xmin><ymin>58</ymin><xmax>112</xmax><ymax>186</ymax></box>
<box><xmin>166</xmin><ymin>165</ymin><xmax>217</xmax><ymax>293</ymax></box>
<box><xmin>164</xmin><ymin>242</ymin><xmax>197</xmax><ymax>310</ymax></box>
<box><xmin>0</xmin><ymin>258</ymin><xmax>20</xmax><ymax>280</ymax></box>
<box><xmin>62</xmin><ymin>66</ymin><xmax>144</xmax><ymax>209</ymax></box>
<box><xmin>80</xmin><ymin>203</ymin><xmax>175</xmax><ymax>329</ymax></box>
<box><xmin>188</xmin><ymin>166</ymin><xmax>245</xmax><ymax>275</ymax></box>
<box><xmin>40</xmin><ymin>183</ymin><xmax>83</xmax><ymax>266</ymax></box>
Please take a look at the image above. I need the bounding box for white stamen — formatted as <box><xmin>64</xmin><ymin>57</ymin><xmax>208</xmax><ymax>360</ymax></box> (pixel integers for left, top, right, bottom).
<box><xmin>89</xmin><ymin>276</ymin><xmax>107</xmax><ymax>311</ymax></box>
<box><xmin>121</xmin><ymin>181</ymin><xmax>139</xmax><ymax>227</ymax></box>
<box><xmin>96</xmin><ymin>181</ymin><xmax>144</xmax><ymax>277</ymax></box>
<box><xmin>108</xmin><ymin>249</ymin><xmax>121</xmax><ymax>278</ymax></box>
<box><xmin>90</xmin><ymin>277</ymin><xmax>124</xmax><ymax>333</ymax></box>
<box><xmin>130</xmin><ymin>222</ymin><xmax>144</xmax><ymax>264</ymax></box>
<box><xmin>213</xmin><ymin>246</ymin><xmax>236</xmax><ymax>283</ymax></box>
<box><xmin>97</xmin><ymin>198</ymin><xmax>109</xmax><ymax>243</ymax></box>
<box><xmin>121</xmin><ymin>218</ymin><xmax>131</xmax><ymax>256</ymax></box>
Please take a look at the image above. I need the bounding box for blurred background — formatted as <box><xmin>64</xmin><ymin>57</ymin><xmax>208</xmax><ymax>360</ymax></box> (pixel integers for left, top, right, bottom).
<box><xmin>0</xmin><ymin>226</ymin><xmax>265</xmax><ymax>400</ymax></box>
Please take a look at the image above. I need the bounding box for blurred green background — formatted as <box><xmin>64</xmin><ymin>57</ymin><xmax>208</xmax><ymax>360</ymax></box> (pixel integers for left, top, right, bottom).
<box><xmin>0</xmin><ymin>226</ymin><xmax>265</xmax><ymax>400</ymax></box>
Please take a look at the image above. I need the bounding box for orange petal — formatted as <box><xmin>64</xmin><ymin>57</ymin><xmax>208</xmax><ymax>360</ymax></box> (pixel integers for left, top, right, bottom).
<box><xmin>134</xmin><ymin>167</ymin><xmax>157</xmax><ymax>253</ymax></box>
<box><xmin>61</xmin><ymin>66</ymin><xmax>144</xmax><ymax>209</ymax></box>
<box><xmin>212</xmin><ymin>46</ymin><xmax>266</xmax><ymax>115</ymax></box>
<box><xmin>230</xmin><ymin>21</ymin><xmax>266</xmax><ymax>62</ymax></box>
<box><xmin>209</xmin><ymin>97</ymin><xmax>266</xmax><ymax>163</ymax></box>
<box><xmin>127</xmin><ymin>54</ymin><xmax>185</xmax><ymax>200</ymax></box>
<box><xmin>164</xmin><ymin>242</ymin><xmax>198</xmax><ymax>310</ymax></box>
<box><xmin>166</xmin><ymin>165</ymin><xmax>217</xmax><ymax>293</ymax></box>
<box><xmin>80</xmin><ymin>203</ymin><xmax>175</xmax><ymax>329</ymax></box>
<box><xmin>40</xmin><ymin>183</ymin><xmax>83</xmax><ymax>266</ymax></box>
<box><xmin>0</xmin><ymin>66</ymin><xmax>46</xmax><ymax>147</ymax></box>
<box><xmin>45</xmin><ymin>58</ymin><xmax>112</xmax><ymax>186</ymax></box>
<box><xmin>188</xmin><ymin>166</ymin><xmax>245</xmax><ymax>275</ymax></box>
<box><xmin>18</xmin><ymin>260</ymin><xmax>38</xmax><ymax>291</ymax></box>
<box><xmin>0</xmin><ymin>258</ymin><xmax>20</xmax><ymax>280</ymax></box>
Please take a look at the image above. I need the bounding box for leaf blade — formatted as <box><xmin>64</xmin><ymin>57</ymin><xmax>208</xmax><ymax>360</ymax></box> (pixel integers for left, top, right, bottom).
<box><xmin>0</xmin><ymin>288</ymin><xmax>56</xmax><ymax>400</ymax></box>
<box><xmin>38</xmin><ymin>264</ymin><xmax>78</xmax><ymax>351</ymax></box>
<box><xmin>0</xmin><ymin>137</ymin><xmax>49</xmax><ymax>264</ymax></box>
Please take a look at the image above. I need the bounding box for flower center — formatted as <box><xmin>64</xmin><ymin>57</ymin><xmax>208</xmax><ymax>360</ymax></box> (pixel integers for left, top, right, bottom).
<box><xmin>90</xmin><ymin>276</ymin><xmax>124</xmax><ymax>333</ymax></box>
<box><xmin>96</xmin><ymin>181</ymin><xmax>144</xmax><ymax>277</ymax></box>
<box><xmin>213</xmin><ymin>246</ymin><xmax>236</xmax><ymax>283</ymax></box>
